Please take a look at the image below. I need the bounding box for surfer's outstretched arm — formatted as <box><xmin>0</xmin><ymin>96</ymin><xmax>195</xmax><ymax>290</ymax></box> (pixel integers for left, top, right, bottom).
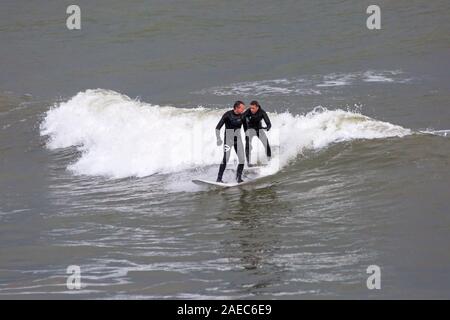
<box><xmin>215</xmin><ymin>114</ymin><xmax>226</xmax><ymax>144</ymax></box>
<box><xmin>262</xmin><ymin>110</ymin><xmax>272</xmax><ymax>131</ymax></box>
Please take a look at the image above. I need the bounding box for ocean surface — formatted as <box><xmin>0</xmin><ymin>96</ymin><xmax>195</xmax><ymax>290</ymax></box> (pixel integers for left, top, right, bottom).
<box><xmin>1</xmin><ymin>0</ymin><xmax>450</xmax><ymax>299</ymax></box>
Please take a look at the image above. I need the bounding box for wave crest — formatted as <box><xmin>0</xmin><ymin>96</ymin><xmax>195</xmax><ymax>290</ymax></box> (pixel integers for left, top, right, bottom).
<box><xmin>40</xmin><ymin>89</ymin><xmax>411</xmax><ymax>178</ymax></box>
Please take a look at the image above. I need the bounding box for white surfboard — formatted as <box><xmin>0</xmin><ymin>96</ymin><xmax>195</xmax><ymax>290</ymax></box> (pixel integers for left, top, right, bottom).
<box><xmin>225</xmin><ymin>165</ymin><xmax>265</xmax><ymax>171</ymax></box>
<box><xmin>192</xmin><ymin>178</ymin><xmax>257</xmax><ymax>188</ymax></box>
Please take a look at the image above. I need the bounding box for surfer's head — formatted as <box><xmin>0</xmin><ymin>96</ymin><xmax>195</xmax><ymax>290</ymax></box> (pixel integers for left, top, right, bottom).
<box><xmin>250</xmin><ymin>100</ymin><xmax>260</xmax><ymax>114</ymax></box>
<box><xmin>233</xmin><ymin>100</ymin><xmax>245</xmax><ymax>114</ymax></box>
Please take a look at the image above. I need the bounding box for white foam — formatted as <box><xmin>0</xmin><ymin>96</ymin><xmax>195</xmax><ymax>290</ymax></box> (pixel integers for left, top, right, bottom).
<box><xmin>420</xmin><ymin>129</ymin><xmax>450</xmax><ymax>137</ymax></box>
<box><xmin>316</xmin><ymin>73</ymin><xmax>356</xmax><ymax>87</ymax></box>
<box><xmin>195</xmin><ymin>70</ymin><xmax>410</xmax><ymax>96</ymax></box>
<box><xmin>363</xmin><ymin>70</ymin><xmax>395</xmax><ymax>82</ymax></box>
<box><xmin>196</xmin><ymin>80</ymin><xmax>311</xmax><ymax>96</ymax></box>
<box><xmin>40</xmin><ymin>89</ymin><xmax>411</xmax><ymax>178</ymax></box>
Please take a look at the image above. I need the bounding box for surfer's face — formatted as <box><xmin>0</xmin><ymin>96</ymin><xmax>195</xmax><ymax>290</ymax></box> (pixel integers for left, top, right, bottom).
<box><xmin>250</xmin><ymin>104</ymin><xmax>259</xmax><ymax>114</ymax></box>
<box><xmin>235</xmin><ymin>103</ymin><xmax>245</xmax><ymax>114</ymax></box>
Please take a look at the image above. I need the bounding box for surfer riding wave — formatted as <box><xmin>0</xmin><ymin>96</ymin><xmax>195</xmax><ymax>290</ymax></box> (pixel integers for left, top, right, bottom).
<box><xmin>215</xmin><ymin>100</ymin><xmax>273</xmax><ymax>184</ymax></box>
<box><xmin>215</xmin><ymin>101</ymin><xmax>246</xmax><ymax>183</ymax></box>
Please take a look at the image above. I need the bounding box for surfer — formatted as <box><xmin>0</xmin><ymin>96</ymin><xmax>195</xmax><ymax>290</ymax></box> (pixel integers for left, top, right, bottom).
<box><xmin>243</xmin><ymin>100</ymin><xmax>272</xmax><ymax>166</ymax></box>
<box><xmin>215</xmin><ymin>101</ymin><xmax>246</xmax><ymax>183</ymax></box>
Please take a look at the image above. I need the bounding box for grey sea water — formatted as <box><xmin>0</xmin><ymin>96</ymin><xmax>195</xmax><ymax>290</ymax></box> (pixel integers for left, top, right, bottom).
<box><xmin>1</xmin><ymin>0</ymin><xmax>450</xmax><ymax>299</ymax></box>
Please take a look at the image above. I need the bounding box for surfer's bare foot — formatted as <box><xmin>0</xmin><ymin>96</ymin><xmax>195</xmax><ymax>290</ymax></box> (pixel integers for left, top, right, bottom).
<box><xmin>216</xmin><ymin>178</ymin><xmax>224</xmax><ymax>183</ymax></box>
<box><xmin>237</xmin><ymin>177</ymin><xmax>244</xmax><ymax>183</ymax></box>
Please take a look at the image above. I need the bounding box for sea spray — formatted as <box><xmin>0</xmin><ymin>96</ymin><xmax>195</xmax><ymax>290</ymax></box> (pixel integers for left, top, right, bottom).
<box><xmin>40</xmin><ymin>89</ymin><xmax>411</xmax><ymax>178</ymax></box>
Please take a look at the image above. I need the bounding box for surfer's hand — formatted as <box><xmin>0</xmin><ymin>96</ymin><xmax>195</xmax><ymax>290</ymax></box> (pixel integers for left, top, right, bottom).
<box><xmin>216</xmin><ymin>138</ymin><xmax>223</xmax><ymax>146</ymax></box>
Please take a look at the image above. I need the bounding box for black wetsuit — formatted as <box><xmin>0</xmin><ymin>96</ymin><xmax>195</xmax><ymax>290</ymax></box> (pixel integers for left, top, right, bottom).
<box><xmin>215</xmin><ymin>110</ymin><xmax>245</xmax><ymax>182</ymax></box>
<box><xmin>243</xmin><ymin>108</ymin><xmax>272</xmax><ymax>164</ymax></box>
